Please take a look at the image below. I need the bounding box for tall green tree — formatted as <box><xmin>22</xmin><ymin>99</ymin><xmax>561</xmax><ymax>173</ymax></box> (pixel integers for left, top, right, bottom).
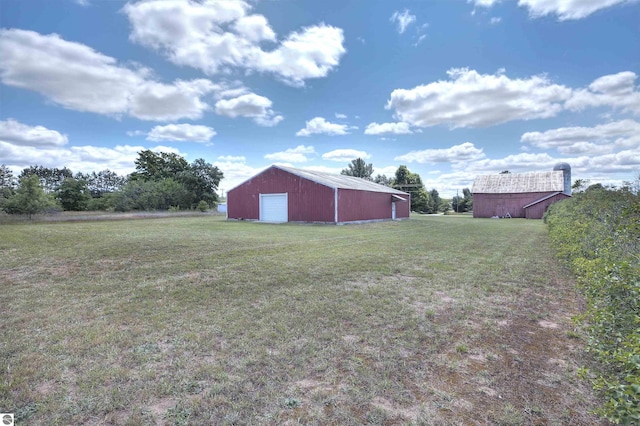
<box><xmin>451</xmin><ymin>188</ymin><xmax>473</xmax><ymax>213</ymax></box>
<box><xmin>76</xmin><ymin>169</ymin><xmax>126</xmax><ymax>198</ymax></box>
<box><xmin>19</xmin><ymin>166</ymin><xmax>72</xmax><ymax>192</ymax></box>
<box><xmin>374</xmin><ymin>174</ymin><xmax>392</xmax><ymax>186</ymax></box>
<box><xmin>341</xmin><ymin>158</ymin><xmax>374</xmax><ymax>180</ymax></box>
<box><xmin>427</xmin><ymin>189</ymin><xmax>443</xmax><ymax>213</ymax></box>
<box><xmin>124</xmin><ymin>151</ymin><xmax>223</xmax><ymax>210</ymax></box>
<box><xmin>3</xmin><ymin>174</ymin><xmax>57</xmax><ymax>218</ymax></box>
<box><xmin>0</xmin><ymin>165</ymin><xmax>16</xmax><ymax>208</ymax></box>
<box><xmin>393</xmin><ymin>165</ymin><xmax>429</xmax><ymax>212</ymax></box>
<box><xmin>56</xmin><ymin>177</ymin><xmax>91</xmax><ymax>211</ymax></box>
<box><xmin>0</xmin><ymin>164</ymin><xmax>15</xmax><ymax>189</ymax></box>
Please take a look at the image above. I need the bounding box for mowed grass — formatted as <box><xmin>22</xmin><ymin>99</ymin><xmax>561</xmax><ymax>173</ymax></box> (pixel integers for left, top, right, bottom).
<box><xmin>1</xmin><ymin>215</ymin><xmax>604</xmax><ymax>425</ymax></box>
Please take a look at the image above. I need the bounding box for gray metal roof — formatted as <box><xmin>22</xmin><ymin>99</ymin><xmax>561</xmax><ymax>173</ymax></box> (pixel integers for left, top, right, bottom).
<box><xmin>274</xmin><ymin>165</ymin><xmax>409</xmax><ymax>195</ymax></box>
<box><xmin>472</xmin><ymin>171</ymin><xmax>564</xmax><ymax>194</ymax></box>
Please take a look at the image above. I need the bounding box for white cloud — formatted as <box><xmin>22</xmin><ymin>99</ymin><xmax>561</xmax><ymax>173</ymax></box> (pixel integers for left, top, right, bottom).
<box><xmin>373</xmin><ymin>165</ymin><xmax>398</xmax><ymax>177</ymax></box>
<box><xmin>0</xmin><ymin>119</ymin><xmax>68</xmax><ymax>147</ymax></box>
<box><xmin>213</xmin><ymin>159</ymin><xmax>262</xmax><ymax>193</ymax></box>
<box><xmin>123</xmin><ymin>0</ymin><xmax>346</xmax><ymax>87</ymax></box>
<box><xmin>215</xmin><ymin>93</ymin><xmax>283</xmax><ymax>127</ymax></box>
<box><xmin>364</xmin><ymin>122</ymin><xmax>413</xmax><ymax>135</ymax></box>
<box><xmin>521</xmin><ymin>120</ymin><xmax>640</xmax><ymax>154</ymax></box>
<box><xmin>264</xmin><ymin>145</ymin><xmax>316</xmax><ymax>163</ymax></box>
<box><xmin>490</xmin><ymin>17</ymin><xmax>502</xmax><ymax>24</ymax></box>
<box><xmin>519</xmin><ymin>0</ymin><xmax>637</xmax><ymax>20</ymax></box>
<box><xmin>218</xmin><ymin>155</ymin><xmax>246</xmax><ymax>162</ymax></box>
<box><xmin>0</xmin><ymin>29</ymin><xmax>215</xmax><ymax>121</ymax></box>
<box><xmin>390</xmin><ymin>9</ymin><xmax>416</xmax><ymax>34</ymax></box>
<box><xmin>566</xmin><ymin>71</ymin><xmax>640</xmax><ymax>115</ymax></box>
<box><xmin>470</xmin><ymin>0</ymin><xmax>501</xmax><ymax>6</ymax></box>
<box><xmin>129</xmin><ymin>79</ymin><xmax>217</xmax><ymax>121</ymax></box>
<box><xmin>395</xmin><ymin>142</ymin><xmax>486</xmax><ymax>164</ymax></box>
<box><xmin>471</xmin><ymin>0</ymin><xmax>637</xmax><ymax>20</ymax></box>
<box><xmin>335</xmin><ymin>113</ymin><xmax>347</xmax><ymax>119</ymax></box>
<box><xmin>0</xmin><ymin>142</ymin><xmax>182</xmax><ymax>177</ymax></box>
<box><xmin>146</xmin><ymin>123</ymin><xmax>217</xmax><ymax>143</ymax></box>
<box><xmin>322</xmin><ymin>149</ymin><xmax>371</xmax><ymax>162</ymax></box>
<box><xmin>296</xmin><ymin>117</ymin><xmax>356</xmax><ymax>136</ymax></box>
<box><xmin>387</xmin><ymin>68</ymin><xmax>572</xmax><ymax>128</ymax></box>
<box><xmin>256</xmin><ymin>24</ymin><xmax>346</xmax><ymax>87</ymax></box>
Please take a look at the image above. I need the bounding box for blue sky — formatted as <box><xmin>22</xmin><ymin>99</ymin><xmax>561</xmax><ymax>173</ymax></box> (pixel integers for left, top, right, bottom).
<box><xmin>1</xmin><ymin>0</ymin><xmax>639</xmax><ymax>197</ymax></box>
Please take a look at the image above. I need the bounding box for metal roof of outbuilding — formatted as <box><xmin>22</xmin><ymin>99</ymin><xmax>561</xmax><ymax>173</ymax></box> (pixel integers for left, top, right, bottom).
<box><xmin>472</xmin><ymin>171</ymin><xmax>564</xmax><ymax>194</ymax></box>
<box><xmin>274</xmin><ymin>165</ymin><xmax>409</xmax><ymax>195</ymax></box>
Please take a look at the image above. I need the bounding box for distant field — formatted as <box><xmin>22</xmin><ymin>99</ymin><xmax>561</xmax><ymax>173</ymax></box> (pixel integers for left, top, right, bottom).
<box><xmin>0</xmin><ymin>215</ymin><xmax>604</xmax><ymax>425</ymax></box>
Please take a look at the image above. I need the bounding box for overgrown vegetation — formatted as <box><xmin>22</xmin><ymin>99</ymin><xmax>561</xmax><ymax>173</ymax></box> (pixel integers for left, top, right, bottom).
<box><xmin>1</xmin><ymin>215</ymin><xmax>603</xmax><ymax>424</ymax></box>
<box><xmin>545</xmin><ymin>184</ymin><xmax>640</xmax><ymax>423</ymax></box>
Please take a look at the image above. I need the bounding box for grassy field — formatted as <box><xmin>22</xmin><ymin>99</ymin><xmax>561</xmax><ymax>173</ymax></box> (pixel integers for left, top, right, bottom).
<box><xmin>1</xmin><ymin>215</ymin><xmax>605</xmax><ymax>425</ymax></box>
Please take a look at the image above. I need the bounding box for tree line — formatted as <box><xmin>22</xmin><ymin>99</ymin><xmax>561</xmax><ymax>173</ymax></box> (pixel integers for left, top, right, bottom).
<box><xmin>1</xmin><ymin>154</ymin><xmax>472</xmax><ymax>217</ymax></box>
<box><xmin>341</xmin><ymin>158</ymin><xmax>472</xmax><ymax>214</ymax></box>
<box><xmin>0</xmin><ymin>150</ymin><xmax>223</xmax><ymax>217</ymax></box>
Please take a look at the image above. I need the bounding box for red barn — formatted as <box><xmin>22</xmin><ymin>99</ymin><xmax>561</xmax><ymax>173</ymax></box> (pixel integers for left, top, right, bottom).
<box><xmin>472</xmin><ymin>163</ymin><xmax>572</xmax><ymax>219</ymax></box>
<box><xmin>227</xmin><ymin>165</ymin><xmax>410</xmax><ymax>224</ymax></box>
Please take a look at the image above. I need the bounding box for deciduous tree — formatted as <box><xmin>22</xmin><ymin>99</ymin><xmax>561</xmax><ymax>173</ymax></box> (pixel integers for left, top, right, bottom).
<box><xmin>3</xmin><ymin>174</ymin><xmax>57</xmax><ymax>218</ymax></box>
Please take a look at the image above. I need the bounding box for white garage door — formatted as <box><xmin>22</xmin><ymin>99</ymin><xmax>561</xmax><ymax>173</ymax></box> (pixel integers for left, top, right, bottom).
<box><xmin>260</xmin><ymin>193</ymin><xmax>288</xmax><ymax>222</ymax></box>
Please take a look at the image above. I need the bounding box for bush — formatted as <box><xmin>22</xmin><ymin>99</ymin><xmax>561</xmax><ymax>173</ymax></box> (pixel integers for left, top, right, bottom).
<box><xmin>196</xmin><ymin>200</ymin><xmax>209</xmax><ymax>212</ymax></box>
<box><xmin>545</xmin><ymin>186</ymin><xmax>640</xmax><ymax>423</ymax></box>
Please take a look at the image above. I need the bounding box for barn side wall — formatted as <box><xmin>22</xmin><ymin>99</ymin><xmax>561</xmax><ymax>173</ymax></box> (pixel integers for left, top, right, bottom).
<box><xmin>337</xmin><ymin>189</ymin><xmax>410</xmax><ymax>222</ymax></box>
<box><xmin>524</xmin><ymin>193</ymin><xmax>570</xmax><ymax>219</ymax></box>
<box><xmin>473</xmin><ymin>192</ymin><xmax>557</xmax><ymax>218</ymax></box>
<box><xmin>227</xmin><ymin>168</ymin><xmax>335</xmax><ymax>222</ymax></box>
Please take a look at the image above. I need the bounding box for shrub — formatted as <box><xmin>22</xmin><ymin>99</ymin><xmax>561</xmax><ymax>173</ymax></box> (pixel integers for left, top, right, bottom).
<box><xmin>196</xmin><ymin>200</ymin><xmax>209</xmax><ymax>212</ymax></box>
<box><xmin>545</xmin><ymin>186</ymin><xmax>640</xmax><ymax>423</ymax></box>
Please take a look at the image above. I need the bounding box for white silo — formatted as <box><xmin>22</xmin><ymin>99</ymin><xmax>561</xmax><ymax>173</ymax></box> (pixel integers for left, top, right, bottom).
<box><xmin>553</xmin><ymin>163</ymin><xmax>571</xmax><ymax>195</ymax></box>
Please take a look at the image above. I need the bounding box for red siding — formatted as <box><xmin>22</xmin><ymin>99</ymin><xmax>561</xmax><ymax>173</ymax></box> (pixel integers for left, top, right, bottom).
<box><xmin>337</xmin><ymin>189</ymin><xmax>410</xmax><ymax>222</ymax></box>
<box><xmin>228</xmin><ymin>167</ymin><xmax>410</xmax><ymax>223</ymax></box>
<box><xmin>473</xmin><ymin>192</ymin><xmax>558</xmax><ymax>218</ymax></box>
<box><xmin>227</xmin><ymin>167</ymin><xmax>335</xmax><ymax>222</ymax></box>
<box><xmin>524</xmin><ymin>193</ymin><xmax>570</xmax><ymax>219</ymax></box>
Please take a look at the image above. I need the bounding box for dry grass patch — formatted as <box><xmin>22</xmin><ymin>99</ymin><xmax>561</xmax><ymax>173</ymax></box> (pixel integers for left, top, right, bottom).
<box><xmin>0</xmin><ymin>215</ymin><xmax>608</xmax><ymax>424</ymax></box>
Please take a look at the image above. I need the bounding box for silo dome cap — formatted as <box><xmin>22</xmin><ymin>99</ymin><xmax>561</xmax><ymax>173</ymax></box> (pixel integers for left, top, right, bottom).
<box><xmin>553</xmin><ymin>162</ymin><xmax>571</xmax><ymax>171</ymax></box>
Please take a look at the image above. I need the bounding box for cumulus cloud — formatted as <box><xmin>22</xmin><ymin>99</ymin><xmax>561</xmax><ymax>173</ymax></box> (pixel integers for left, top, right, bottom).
<box><xmin>390</xmin><ymin>9</ymin><xmax>416</xmax><ymax>34</ymax></box>
<box><xmin>146</xmin><ymin>123</ymin><xmax>217</xmax><ymax>143</ymax></box>
<box><xmin>364</xmin><ymin>122</ymin><xmax>413</xmax><ymax>135</ymax></box>
<box><xmin>296</xmin><ymin>117</ymin><xmax>356</xmax><ymax>136</ymax></box>
<box><xmin>394</xmin><ymin>142</ymin><xmax>486</xmax><ymax>164</ymax></box>
<box><xmin>521</xmin><ymin>120</ymin><xmax>640</xmax><ymax>155</ymax></box>
<box><xmin>0</xmin><ymin>119</ymin><xmax>68</xmax><ymax>147</ymax></box>
<box><xmin>123</xmin><ymin>0</ymin><xmax>346</xmax><ymax>87</ymax></box>
<box><xmin>0</xmin><ymin>29</ymin><xmax>215</xmax><ymax>121</ymax></box>
<box><xmin>322</xmin><ymin>149</ymin><xmax>371</xmax><ymax>162</ymax></box>
<box><xmin>387</xmin><ymin>68</ymin><xmax>572</xmax><ymax>128</ymax></box>
<box><xmin>213</xmin><ymin>158</ymin><xmax>262</xmax><ymax>192</ymax></box>
<box><xmin>215</xmin><ymin>93</ymin><xmax>283</xmax><ymax>127</ymax></box>
<box><xmin>566</xmin><ymin>71</ymin><xmax>640</xmax><ymax>115</ymax></box>
<box><xmin>264</xmin><ymin>145</ymin><xmax>316</xmax><ymax>163</ymax></box>
<box><xmin>470</xmin><ymin>0</ymin><xmax>636</xmax><ymax>20</ymax></box>
<box><xmin>0</xmin><ymin>141</ymin><xmax>183</xmax><ymax>176</ymax></box>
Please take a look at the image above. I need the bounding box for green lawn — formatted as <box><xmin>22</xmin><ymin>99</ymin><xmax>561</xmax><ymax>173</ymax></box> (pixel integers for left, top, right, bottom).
<box><xmin>0</xmin><ymin>215</ymin><xmax>604</xmax><ymax>424</ymax></box>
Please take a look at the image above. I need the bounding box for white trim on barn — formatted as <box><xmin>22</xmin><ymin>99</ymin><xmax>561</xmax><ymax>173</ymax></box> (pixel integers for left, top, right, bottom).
<box><xmin>259</xmin><ymin>193</ymin><xmax>288</xmax><ymax>222</ymax></box>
